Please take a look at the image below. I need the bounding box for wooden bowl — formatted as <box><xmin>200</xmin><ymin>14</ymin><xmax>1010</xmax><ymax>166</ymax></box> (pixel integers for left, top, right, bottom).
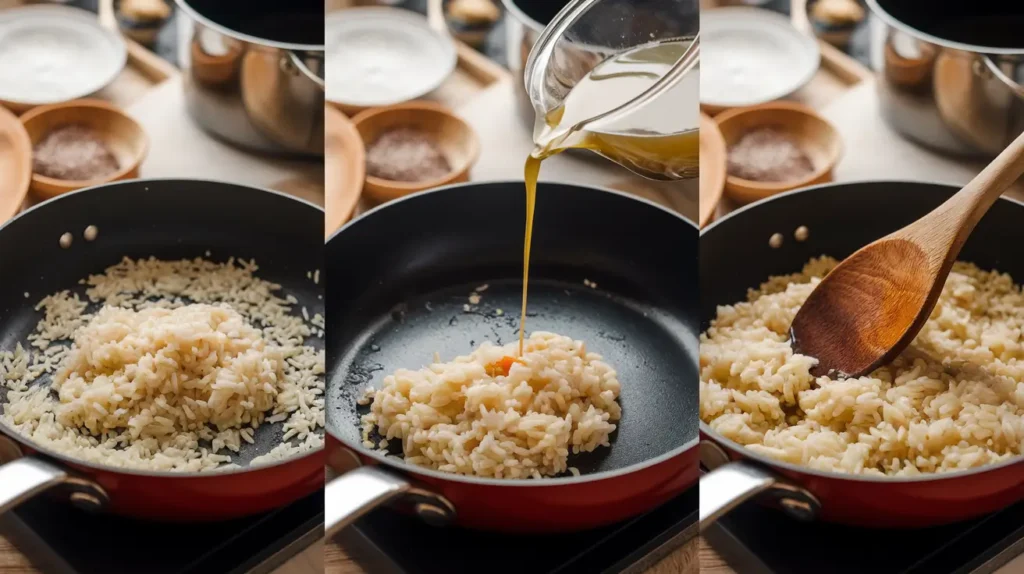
<box><xmin>351</xmin><ymin>101</ymin><xmax>479</xmax><ymax>205</ymax></box>
<box><xmin>190</xmin><ymin>32</ymin><xmax>244</xmax><ymax>88</ymax></box>
<box><xmin>806</xmin><ymin>0</ymin><xmax>866</xmax><ymax>49</ymax></box>
<box><xmin>0</xmin><ymin>105</ymin><xmax>32</xmax><ymax>224</ymax></box>
<box><xmin>113</xmin><ymin>0</ymin><xmax>171</xmax><ymax>47</ymax></box>
<box><xmin>715</xmin><ymin>101</ymin><xmax>842</xmax><ymax>205</ymax></box>
<box><xmin>439</xmin><ymin>0</ymin><xmax>500</xmax><ymax>49</ymax></box>
<box><xmin>325</xmin><ymin>104</ymin><xmax>366</xmax><ymax>237</ymax></box>
<box><xmin>699</xmin><ymin>112</ymin><xmax>727</xmax><ymax>228</ymax></box>
<box><xmin>20</xmin><ymin>99</ymin><xmax>149</xmax><ymax>200</ymax></box>
<box><xmin>883</xmin><ymin>38</ymin><xmax>937</xmax><ymax>89</ymax></box>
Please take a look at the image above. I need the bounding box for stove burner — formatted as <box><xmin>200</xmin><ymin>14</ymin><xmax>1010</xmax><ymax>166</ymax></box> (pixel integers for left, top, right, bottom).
<box><xmin>704</xmin><ymin>499</ymin><xmax>1024</xmax><ymax>574</ymax></box>
<box><xmin>334</xmin><ymin>486</ymin><xmax>697</xmax><ymax>574</ymax></box>
<box><xmin>0</xmin><ymin>491</ymin><xmax>324</xmax><ymax>574</ymax></box>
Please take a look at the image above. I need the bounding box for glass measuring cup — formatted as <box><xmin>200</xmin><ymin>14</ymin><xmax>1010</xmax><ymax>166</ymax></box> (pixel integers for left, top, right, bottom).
<box><xmin>523</xmin><ymin>0</ymin><xmax>701</xmax><ymax>180</ymax></box>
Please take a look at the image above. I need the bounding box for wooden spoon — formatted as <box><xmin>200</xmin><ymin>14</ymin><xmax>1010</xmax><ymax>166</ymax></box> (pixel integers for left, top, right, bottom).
<box><xmin>790</xmin><ymin>130</ymin><xmax>1024</xmax><ymax>378</ymax></box>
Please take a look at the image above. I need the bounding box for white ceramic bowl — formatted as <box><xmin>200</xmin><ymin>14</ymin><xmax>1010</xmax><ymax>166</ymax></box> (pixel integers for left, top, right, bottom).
<box><xmin>701</xmin><ymin>7</ymin><xmax>820</xmax><ymax>109</ymax></box>
<box><xmin>0</xmin><ymin>5</ymin><xmax>127</xmax><ymax>110</ymax></box>
<box><xmin>324</xmin><ymin>7</ymin><xmax>457</xmax><ymax>112</ymax></box>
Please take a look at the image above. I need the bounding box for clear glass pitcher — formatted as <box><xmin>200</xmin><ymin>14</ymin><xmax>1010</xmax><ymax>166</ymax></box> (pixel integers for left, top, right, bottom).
<box><xmin>523</xmin><ymin>0</ymin><xmax>700</xmax><ymax>180</ymax></box>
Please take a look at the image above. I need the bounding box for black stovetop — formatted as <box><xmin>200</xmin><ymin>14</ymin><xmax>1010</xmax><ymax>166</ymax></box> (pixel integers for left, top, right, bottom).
<box><xmin>0</xmin><ymin>491</ymin><xmax>324</xmax><ymax>574</ymax></box>
<box><xmin>705</xmin><ymin>499</ymin><xmax>1024</xmax><ymax>574</ymax></box>
<box><xmin>335</xmin><ymin>486</ymin><xmax>698</xmax><ymax>574</ymax></box>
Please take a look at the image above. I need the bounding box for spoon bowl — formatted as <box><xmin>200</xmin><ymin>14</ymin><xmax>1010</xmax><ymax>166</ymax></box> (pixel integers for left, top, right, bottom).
<box><xmin>790</xmin><ymin>129</ymin><xmax>1024</xmax><ymax>378</ymax></box>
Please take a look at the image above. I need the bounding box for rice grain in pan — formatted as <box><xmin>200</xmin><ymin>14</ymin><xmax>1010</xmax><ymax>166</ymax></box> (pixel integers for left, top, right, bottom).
<box><xmin>700</xmin><ymin>257</ymin><xmax>1024</xmax><ymax>476</ymax></box>
<box><xmin>0</xmin><ymin>256</ymin><xmax>325</xmax><ymax>472</ymax></box>
<box><xmin>360</xmin><ymin>332</ymin><xmax>622</xmax><ymax>479</ymax></box>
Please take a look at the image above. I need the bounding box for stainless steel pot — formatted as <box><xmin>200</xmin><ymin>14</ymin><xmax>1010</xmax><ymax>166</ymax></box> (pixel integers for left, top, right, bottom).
<box><xmin>501</xmin><ymin>0</ymin><xmax>570</xmax><ymax>128</ymax></box>
<box><xmin>869</xmin><ymin>0</ymin><xmax>1024</xmax><ymax>157</ymax></box>
<box><xmin>175</xmin><ymin>0</ymin><xmax>325</xmax><ymax>156</ymax></box>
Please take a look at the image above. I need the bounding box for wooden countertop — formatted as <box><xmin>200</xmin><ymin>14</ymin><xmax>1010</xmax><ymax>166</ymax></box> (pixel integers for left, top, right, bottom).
<box><xmin>0</xmin><ymin>535</ymin><xmax>323</xmax><ymax>574</ymax></box>
<box><xmin>0</xmin><ymin>537</ymin><xmax>33</xmax><ymax>573</ymax></box>
<box><xmin>699</xmin><ymin>537</ymin><xmax>735</xmax><ymax>574</ymax></box>
<box><xmin>325</xmin><ymin>535</ymin><xmax>700</xmax><ymax>574</ymax></box>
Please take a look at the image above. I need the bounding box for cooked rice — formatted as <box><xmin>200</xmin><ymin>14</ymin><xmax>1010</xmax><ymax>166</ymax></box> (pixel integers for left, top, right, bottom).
<box><xmin>360</xmin><ymin>331</ymin><xmax>621</xmax><ymax>479</ymax></box>
<box><xmin>0</xmin><ymin>257</ymin><xmax>325</xmax><ymax>472</ymax></box>
<box><xmin>700</xmin><ymin>256</ymin><xmax>1024</xmax><ymax>476</ymax></box>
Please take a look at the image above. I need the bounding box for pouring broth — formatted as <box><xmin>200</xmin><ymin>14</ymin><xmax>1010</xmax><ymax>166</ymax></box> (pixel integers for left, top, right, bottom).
<box><xmin>519</xmin><ymin>39</ymin><xmax>699</xmax><ymax>354</ymax></box>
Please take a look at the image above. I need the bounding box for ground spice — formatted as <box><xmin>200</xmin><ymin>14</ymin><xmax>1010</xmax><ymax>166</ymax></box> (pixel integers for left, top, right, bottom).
<box><xmin>727</xmin><ymin>127</ymin><xmax>815</xmax><ymax>182</ymax></box>
<box><xmin>33</xmin><ymin>125</ymin><xmax>120</xmax><ymax>181</ymax></box>
<box><xmin>365</xmin><ymin>128</ymin><xmax>451</xmax><ymax>182</ymax></box>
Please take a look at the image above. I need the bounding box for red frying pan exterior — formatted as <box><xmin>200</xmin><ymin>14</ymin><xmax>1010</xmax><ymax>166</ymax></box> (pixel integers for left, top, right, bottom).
<box><xmin>704</xmin><ymin>430</ymin><xmax>1024</xmax><ymax>528</ymax></box>
<box><xmin>415</xmin><ymin>447</ymin><xmax>699</xmax><ymax>532</ymax></box>
<box><xmin>327</xmin><ymin>434</ymin><xmax>699</xmax><ymax>533</ymax></box>
<box><xmin>16</xmin><ymin>441</ymin><xmax>325</xmax><ymax>521</ymax></box>
<box><xmin>324</xmin><ymin>182</ymin><xmax>701</xmax><ymax>534</ymax></box>
<box><xmin>0</xmin><ymin>180</ymin><xmax>327</xmax><ymax>522</ymax></box>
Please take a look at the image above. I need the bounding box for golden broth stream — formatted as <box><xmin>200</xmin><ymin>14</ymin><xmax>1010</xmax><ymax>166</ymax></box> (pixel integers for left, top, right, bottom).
<box><xmin>519</xmin><ymin>40</ymin><xmax>699</xmax><ymax>354</ymax></box>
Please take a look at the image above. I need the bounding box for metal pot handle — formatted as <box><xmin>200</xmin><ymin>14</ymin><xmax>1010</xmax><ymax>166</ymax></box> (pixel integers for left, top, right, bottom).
<box><xmin>0</xmin><ymin>457</ymin><xmax>108</xmax><ymax>516</ymax></box>
<box><xmin>699</xmin><ymin>460</ymin><xmax>821</xmax><ymax>531</ymax></box>
<box><xmin>282</xmin><ymin>51</ymin><xmax>326</xmax><ymax>90</ymax></box>
<box><xmin>982</xmin><ymin>56</ymin><xmax>1024</xmax><ymax>99</ymax></box>
<box><xmin>324</xmin><ymin>466</ymin><xmax>456</xmax><ymax>538</ymax></box>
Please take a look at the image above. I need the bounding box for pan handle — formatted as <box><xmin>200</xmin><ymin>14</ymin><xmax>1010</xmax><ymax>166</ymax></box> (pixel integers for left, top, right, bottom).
<box><xmin>699</xmin><ymin>460</ymin><xmax>820</xmax><ymax>531</ymax></box>
<box><xmin>0</xmin><ymin>457</ymin><xmax>107</xmax><ymax>515</ymax></box>
<box><xmin>324</xmin><ymin>466</ymin><xmax>456</xmax><ymax>538</ymax></box>
<box><xmin>981</xmin><ymin>56</ymin><xmax>1024</xmax><ymax>99</ymax></box>
<box><xmin>282</xmin><ymin>51</ymin><xmax>325</xmax><ymax>91</ymax></box>
<box><xmin>0</xmin><ymin>458</ymin><xmax>68</xmax><ymax>515</ymax></box>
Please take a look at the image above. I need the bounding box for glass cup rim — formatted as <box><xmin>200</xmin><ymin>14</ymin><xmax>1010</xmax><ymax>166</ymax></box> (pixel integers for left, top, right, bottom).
<box><xmin>523</xmin><ymin>0</ymin><xmax>699</xmax><ymax>137</ymax></box>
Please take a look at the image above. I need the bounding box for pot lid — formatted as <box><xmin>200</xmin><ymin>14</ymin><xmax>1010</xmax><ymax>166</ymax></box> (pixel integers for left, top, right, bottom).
<box><xmin>868</xmin><ymin>0</ymin><xmax>1024</xmax><ymax>56</ymax></box>
<box><xmin>175</xmin><ymin>0</ymin><xmax>325</xmax><ymax>52</ymax></box>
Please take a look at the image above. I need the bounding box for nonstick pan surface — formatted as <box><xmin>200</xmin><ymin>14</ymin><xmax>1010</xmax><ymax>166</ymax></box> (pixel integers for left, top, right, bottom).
<box><xmin>328</xmin><ymin>181</ymin><xmax>699</xmax><ymax>478</ymax></box>
<box><xmin>699</xmin><ymin>181</ymin><xmax>1024</xmax><ymax>528</ymax></box>
<box><xmin>324</xmin><ymin>181</ymin><xmax>699</xmax><ymax>532</ymax></box>
<box><xmin>0</xmin><ymin>179</ymin><xmax>324</xmax><ymax>520</ymax></box>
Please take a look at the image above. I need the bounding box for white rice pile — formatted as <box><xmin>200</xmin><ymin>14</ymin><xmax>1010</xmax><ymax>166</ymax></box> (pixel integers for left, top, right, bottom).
<box><xmin>359</xmin><ymin>331</ymin><xmax>621</xmax><ymax>479</ymax></box>
<box><xmin>0</xmin><ymin>257</ymin><xmax>325</xmax><ymax>472</ymax></box>
<box><xmin>700</xmin><ymin>256</ymin><xmax>1024</xmax><ymax>476</ymax></box>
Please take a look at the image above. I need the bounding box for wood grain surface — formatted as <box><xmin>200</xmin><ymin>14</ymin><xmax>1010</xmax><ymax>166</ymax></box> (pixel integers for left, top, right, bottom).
<box><xmin>699</xmin><ymin>536</ymin><xmax>736</xmax><ymax>574</ymax></box>
<box><xmin>325</xmin><ymin>536</ymin><xmax>700</xmax><ymax>574</ymax></box>
<box><xmin>0</xmin><ymin>537</ymin><xmax>34</xmax><ymax>574</ymax></box>
<box><xmin>0</xmin><ymin>535</ymin><xmax>324</xmax><ymax>574</ymax></box>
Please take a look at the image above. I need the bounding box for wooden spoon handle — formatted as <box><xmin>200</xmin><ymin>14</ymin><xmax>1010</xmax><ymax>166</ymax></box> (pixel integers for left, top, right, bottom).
<box><xmin>908</xmin><ymin>129</ymin><xmax>1024</xmax><ymax>250</ymax></box>
<box><xmin>948</xmin><ymin>129</ymin><xmax>1024</xmax><ymax>231</ymax></box>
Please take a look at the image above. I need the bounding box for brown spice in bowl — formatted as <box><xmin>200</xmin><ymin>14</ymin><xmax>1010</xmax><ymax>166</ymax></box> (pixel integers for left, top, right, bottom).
<box><xmin>365</xmin><ymin>128</ymin><xmax>451</xmax><ymax>182</ymax></box>
<box><xmin>727</xmin><ymin>127</ymin><xmax>815</xmax><ymax>183</ymax></box>
<box><xmin>33</xmin><ymin>125</ymin><xmax>120</xmax><ymax>181</ymax></box>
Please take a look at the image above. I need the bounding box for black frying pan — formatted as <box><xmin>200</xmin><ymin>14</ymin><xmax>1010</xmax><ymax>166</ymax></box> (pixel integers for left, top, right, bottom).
<box><xmin>325</xmin><ymin>180</ymin><xmax>700</xmax><ymax>533</ymax></box>
<box><xmin>699</xmin><ymin>181</ymin><xmax>1024</xmax><ymax>528</ymax></box>
<box><xmin>0</xmin><ymin>179</ymin><xmax>324</xmax><ymax>521</ymax></box>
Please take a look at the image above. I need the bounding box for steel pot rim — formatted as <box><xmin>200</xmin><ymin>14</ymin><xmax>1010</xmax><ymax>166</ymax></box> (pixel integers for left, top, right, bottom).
<box><xmin>867</xmin><ymin>0</ymin><xmax>1024</xmax><ymax>56</ymax></box>
<box><xmin>500</xmin><ymin>0</ymin><xmax>548</xmax><ymax>34</ymax></box>
<box><xmin>175</xmin><ymin>0</ymin><xmax>325</xmax><ymax>52</ymax></box>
